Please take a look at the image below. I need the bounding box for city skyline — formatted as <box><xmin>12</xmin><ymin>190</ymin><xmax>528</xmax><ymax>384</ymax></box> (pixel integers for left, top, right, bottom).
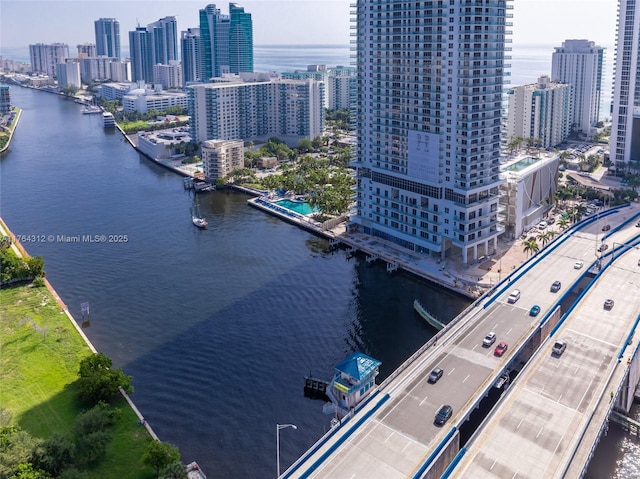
<box><xmin>1</xmin><ymin>0</ymin><xmax>618</xmax><ymax>56</ymax></box>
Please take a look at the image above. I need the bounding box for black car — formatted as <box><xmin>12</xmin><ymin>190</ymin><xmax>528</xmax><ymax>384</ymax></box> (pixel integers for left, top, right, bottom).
<box><xmin>428</xmin><ymin>367</ymin><xmax>444</xmax><ymax>384</ymax></box>
<box><xmin>434</xmin><ymin>404</ymin><xmax>453</xmax><ymax>426</ymax></box>
<box><xmin>550</xmin><ymin>280</ymin><xmax>561</xmax><ymax>293</ymax></box>
<box><xmin>598</xmin><ymin>243</ymin><xmax>609</xmax><ymax>252</ymax></box>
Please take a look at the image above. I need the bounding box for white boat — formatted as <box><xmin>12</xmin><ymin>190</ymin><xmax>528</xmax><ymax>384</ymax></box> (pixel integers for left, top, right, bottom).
<box><xmin>82</xmin><ymin>105</ymin><xmax>102</xmax><ymax>114</ymax></box>
<box><xmin>192</xmin><ymin>216</ymin><xmax>208</xmax><ymax>228</ymax></box>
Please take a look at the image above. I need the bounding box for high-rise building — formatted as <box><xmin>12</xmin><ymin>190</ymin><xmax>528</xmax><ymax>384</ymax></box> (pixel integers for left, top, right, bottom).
<box><xmin>148</xmin><ymin>16</ymin><xmax>179</xmax><ymax>65</ymax></box>
<box><xmin>188</xmin><ymin>75</ymin><xmax>324</xmax><ymax>146</ymax></box>
<box><xmin>57</xmin><ymin>60</ymin><xmax>81</xmax><ymax>88</ymax></box>
<box><xmin>229</xmin><ymin>3</ymin><xmax>253</xmax><ymax>74</ymax></box>
<box><xmin>77</xmin><ymin>43</ymin><xmax>97</xmax><ymax>58</ymax></box>
<box><xmin>154</xmin><ymin>61</ymin><xmax>183</xmax><ymax>89</ymax></box>
<box><xmin>29</xmin><ymin>43</ymin><xmax>69</xmax><ymax>78</ymax></box>
<box><xmin>181</xmin><ymin>28</ymin><xmax>202</xmax><ymax>83</ymax></box>
<box><xmin>351</xmin><ymin>0</ymin><xmax>511</xmax><ymax>264</ymax></box>
<box><xmin>506</xmin><ymin>76</ymin><xmax>572</xmax><ymax>149</ymax></box>
<box><xmin>551</xmin><ymin>39</ymin><xmax>604</xmax><ymax>137</ymax></box>
<box><xmin>199</xmin><ymin>4</ymin><xmax>230</xmax><ymax>79</ymax></box>
<box><xmin>610</xmin><ymin>0</ymin><xmax>640</xmax><ymax>170</ymax></box>
<box><xmin>199</xmin><ymin>3</ymin><xmax>253</xmax><ymax>80</ymax></box>
<box><xmin>129</xmin><ymin>27</ymin><xmax>154</xmax><ymax>83</ymax></box>
<box><xmin>94</xmin><ymin>18</ymin><xmax>121</xmax><ymax>60</ymax></box>
<box><xmin>0</xmin><ymin>85</ymin><xmax>11</xmax><ymax>114</ymax></box>
<box><xmin>79</xmin><ymin>57</ymin><xmax>117</xmax><ymax>83</ymax></box>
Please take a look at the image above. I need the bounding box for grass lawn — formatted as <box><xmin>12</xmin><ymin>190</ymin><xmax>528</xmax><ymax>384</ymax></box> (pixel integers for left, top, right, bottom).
<box><xmin>0</xmin><ymin>284</ymin><xmax>155</xmax><ymax>479</ymax></box>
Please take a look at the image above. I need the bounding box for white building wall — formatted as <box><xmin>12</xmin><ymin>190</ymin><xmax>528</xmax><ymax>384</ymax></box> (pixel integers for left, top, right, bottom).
<box><xmin>56</xmin><ymin>61</ymin><xmax>81</xmax><ymax>88</ymax></box>
<box><xmin>153</xmin><ymin>60</ymin><xmax>183</xmax><ymax>89</ymax></box>
<box><xmin>201</xmin><ymin>139</ymin><xmax>244</xmax><ymax>180</ymax></box>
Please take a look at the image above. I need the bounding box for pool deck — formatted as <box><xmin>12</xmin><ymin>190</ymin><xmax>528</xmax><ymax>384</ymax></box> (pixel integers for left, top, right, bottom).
<box><xmin>246</xmin><ymin>192</ymin><xmax>532</xmax><ymax>299</ymax></box>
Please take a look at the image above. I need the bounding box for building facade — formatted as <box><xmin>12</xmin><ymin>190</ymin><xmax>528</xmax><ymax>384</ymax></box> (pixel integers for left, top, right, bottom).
<box><xmin>201</xmin><ymin>139</ymin><xmax>245</xmax><ymax>180</ymax></box>
<box><xmin>506</xmin><ymin>76</ymin><xmax>572</xmax><ymax>149</ymax></box>
<box><xmin>95</xmin><ymin>18</ymin><xmax>121</xmax><ymax>59</ymax></box>
<box><xmin>350</xmin><ymin>0</ymin><xmax>510</xmax><ymax>264</ymax></box>
<box><xmin>122</xmin><ymin>87</ymin><xmax>188</xmax><ymax>114</ymax></box>
<box><xmin>0</xmin><ymin>85</ymin><xmax>11</xmax><ymax>114</ymax></box>
<box><xmin>199</xmin><ymin>4</ymin><xmax>230</xmax><ymax>79</ymax></box>
<box><xmin>188</xmin><ymin>75</ymin><xmax>324</xmax><ymax>146</ymax></box>
<box><xmin>77</xmin><ymin>43</ymin><xmax>97</xmax><ymax>58</ymax></box>
<box><xmin>148</xmin><ymin>16</ymin><xmax>179</xmax><ymax>66</ymax></box>
<box><xmin>610</xmin><ymin>0</ymin><xmax>640</xmax><ymax>170</ymax></box>
<box><xmin>29</xmin><ymin>43</ymin><xmax>69</xmax><ymax>78</ymax></box>
<box><xmin>154</xmin><ymin>61</ymin><xmax>183</xmax><ymax>89</ymax></box>
<box><xmin>551</xmin><ymin>39</ymin><xmax>604</xmax><ymax>137</ymax></box>
<box><xmin>129</xmin><ymin>27</ymin><xmax>154</xmax><ymax>83</ymax></box>
<box><xmin>229</xmin><ymin>3</ymin><xmax>253</xmax><ymax>74</ymax></box>
<box><xmin>181</xmin><ymin>28</ymin><xmax>202</xmax><ymax>83</ymax></box>
<box><xmin>79</xmin><ymin>57</ymin><xmax>117</xmax><ymax>83</ymax></box>
<box><xmin>56</xmin><ymin>60</ymin><xmax>81</xmax><ymax>88</ymax></box>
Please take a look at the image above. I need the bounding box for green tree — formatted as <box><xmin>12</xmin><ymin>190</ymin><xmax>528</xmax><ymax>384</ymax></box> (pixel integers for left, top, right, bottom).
<box><xmin>75</xmin><ymin>431</ymin><xmax>112</xmax><ymax>465</ymax></box>
<box><xmin>161</xmin><ymin>461</ymin><xmax>188</xmax><ymax>479</ymax></box>
<box><xmin>0</xmin><ymin>236</ymin><xmax>12</xmax><ymax>249</ymax></box>
<box><xmin>27</xmin><ymin>256</ymin><xmax>45</xmax><ymax>277</ymax></box>
<box><xmin>523</xmin><ymin>238</ymin><xmax>540</xmax><ymax>257</ymax></box>
<box><xmin>557</xmin><ymin>217</ymin><xmax>570</xmax><ymax>230</ymax></box>
<box><xmin>0</xmin><ymin>426</ymin><xmax>42</xmax><ymax>479</ymax></box>
<box><xmin>8</xmin><ymin>463</ymin><xmax>50</xmax><ymax>479</ymax></box>
<box><xmin>296</xmin><ymin>138</ymin><xmax>313</xmax><ymax>153</ymax></box>
<box><xmin>77</xmin><ymin>353</ymin><xmax>133</xmax><ymax>406</ymax></box>
<box><xmin>32</xmin><ymin>432</ymin><xmax>75</xmax><ymax>477</ymax></box>
<box><xmin>141</xmin><ymin>441</ymin><xmax>181</xmax><ymax>479</ymax></box>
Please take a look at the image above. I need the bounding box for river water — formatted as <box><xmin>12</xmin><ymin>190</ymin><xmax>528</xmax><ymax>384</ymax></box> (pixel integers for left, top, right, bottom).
<box><xmin>1</xmin><ymin>76</ymin><xmax>636</xmax><ymax>478</ymax></box>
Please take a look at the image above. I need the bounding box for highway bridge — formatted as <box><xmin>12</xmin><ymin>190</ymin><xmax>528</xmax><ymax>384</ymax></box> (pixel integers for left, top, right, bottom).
<box><xmin>284</xmin><ymin>203</ymin><xmax>640</xmax><ymax>479</ymax></box>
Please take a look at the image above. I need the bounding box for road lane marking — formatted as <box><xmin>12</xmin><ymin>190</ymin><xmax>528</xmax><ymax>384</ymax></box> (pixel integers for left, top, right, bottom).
<box><xmin>517</xmin><ymin>418</ymin><xmax>524</xmax><ymax>429</ymax></box>
<box><xmin>448</xmin><ymin>368</ymin><xmax>456</xmax><ymax>375</ymax></box>
<box><xmin>463</xmin><ymin>374</ymin><xmax>470</xmax><ymax>383</ymax></box>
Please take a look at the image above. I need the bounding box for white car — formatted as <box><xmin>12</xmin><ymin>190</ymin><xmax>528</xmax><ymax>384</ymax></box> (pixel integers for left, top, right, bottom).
<box><xmin>483</xmin><ymin>332</ymin><xmax>497</xmax><ymax>347</ymax></box>
<box><xmin>538</xmin><ymin>221</ymin><xmax>547</xmax><ymax>230</ymax></box>
<box><xmin>574</xmin><ymin>261</ymin><xmax>584</xmax><ymax>269</ymax></box>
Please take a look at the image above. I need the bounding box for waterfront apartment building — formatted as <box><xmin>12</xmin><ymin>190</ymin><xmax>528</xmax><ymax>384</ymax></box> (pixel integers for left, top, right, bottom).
<box><xmin>56</xmin><ymin>60</ymin><xmax>81</xmax><ymax>88</ymax></box>
<box><xmin>551</xmin><ymin>39</ymin><xmax>604</xmax><ymax>137</ymax></box>
<box><xmin>610</xmin><ymin>0</ymin><xmax>640</xmax><ymax>170</ymax></box>
<box><xmin>99</xmin><ymin>82</ymin><xmax>133</xmax><ymax>101</ymax></box>
<box><xmin>154</xmin><ymin>61</ymin><xmax>183</xmax><ymax>89</ymax></box>
<box><xmin>201</xmin><ymin>139</ymin><xmax>244</xmax><ymax>180</ymax></box>
<box><xmin>188</xmin><ymin>74</ymin><xmax>324</xmax><ymax>146</ymax></box>
<box><xmin>0</xmin><ymin>85</ymin><xmax>11</xmax><ymax>114</ymax></box>
<box><xmin>29</xmin><ymin>43</ymin><xmax>69</xmax><ymax>78</ymax></box>
<box><xmin>109</xmin><ymin>61</ymin><xmax>131</xmax><ymax>83</ymax></box>
<box><xmin>95</xmin><ymin>18</ymin><xmax>121</xmax><ymax>59</ymax></box>
<box><xmin>506</xmin><ymin>76</ymin><xmax>572</xmax><ymax>149</ymax></box>
<box><xmin>282</xmin><ymin>65</ymin><xmax>356</xmax><ymax>111</ymax></box>
<box><xmin>350</xmin><ymin>0</ymin><xmax>511</xmax><ymax>264</ymax></box>
<box><xmin>199</xmin><ymin>3</ymin><xmax>253</xmax><ymax>79</ymax></box>
<box><xmin>77</xmin><ymin>43</ymin><xmax>97</xmax><ymax>58</ymax></box>
<box><xmin>181</xmin><ymin>28</ymin><xmax>202</xmax><ymax>83</ymax></box>
<box><xmin>148</xmin><ymin>16</ymin><xmax>179</xmax><ymax>66</ymax></box>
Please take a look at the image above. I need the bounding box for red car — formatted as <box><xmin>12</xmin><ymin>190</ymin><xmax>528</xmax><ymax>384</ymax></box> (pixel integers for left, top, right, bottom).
<box><xmin>494</xmin><ymin>342</ymin><xmax>508</xmax><ymax>357</ymax></box>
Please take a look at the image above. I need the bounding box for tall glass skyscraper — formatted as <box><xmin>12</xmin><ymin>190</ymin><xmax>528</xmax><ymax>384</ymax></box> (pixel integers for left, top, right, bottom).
<box><xmin>94</xmin><ymin>18</ymin><xmax>120</xmax><ymax>60</ymax></box>
<box><xmin>199</xmin><ymin>4</ymin><xmax>230</xmax><ymax>79</ymax></box>
<box><xmin>351</xmin><ymin>0</ymin><xmax>511</xmax><ymax>264</ymax></box>
<box><xmin>148</xmin><ymin>16</ymin><xmax>179</xmax><ymax>65</ymax></box>
<box><xmin>199</xmin><ymin>3</ymin><xmax>253</xmax><ymax>80</ymax></box>
<box><xmin>129</xmin><ymin>27</ymin><xmax>154</xmax><ymax>83</ymax></box>
<box><xmin>611</xmin><ymin>0</ymin><xmax>640</xmax><ymax>169</ymax></box>
<box><xmin>181</xmin><ymin>28</ymin><xmax>202</xmax><ymax>84</ymax></box>
<box><xmin>229</xmin><ymin>3</ymin><xmax>253</xmax><ymax>74</ymax></box>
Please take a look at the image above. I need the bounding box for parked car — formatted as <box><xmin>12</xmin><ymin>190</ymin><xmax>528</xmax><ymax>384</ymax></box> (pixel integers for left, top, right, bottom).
<box><xmin>574</xmin><ymin>261</ymin><xmax>584</xmax><ymax>269</ymax></box>
<box><xmin>494</xmin><ymin>342</ymin><xmax>508</xmax><ymax>357</ymax></box>
<box><xmin>550</xmin><ymin>280</ymin><xmax>561</xmax><ymax>293</ymax></box>
<box><xmin>552</xmin><ymin>340</ymin><xmax>567</xmax><ymax>356</ymax></box>
<box><xmin>507</xmin><ymin>289</ymin><xmax>521</xmax><ymax>304</ymax></box>
<box><xmin>428</xmin><ymin>367</ymin><xmax>444</xmax><ymax>384</ymax></box>
<box><xmin>434</xmin><ymin>404</ymin><xmax>453</xmax><ymax>426</ymax></box>
<box><xmin>604</xmin><ymin>299</ymin><xmax>615</xmax><ymax>310</ymax></box>
<box><xmin>529</xmin><ymin>305</ymin><xmax>541</xmax><ymax>316</ymax></box>
<box><xmin>538</xmin><ymin>221</ymin><xmax>547</xmax><ymax>230</ymax></box>
<box><xmin>483</xmin><ymin>332</ymin><xmax>497</xmax><ymax>347</ymax></box>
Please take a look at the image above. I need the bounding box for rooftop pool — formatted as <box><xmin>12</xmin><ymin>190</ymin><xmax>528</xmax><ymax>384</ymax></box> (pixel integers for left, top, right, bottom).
<box><xmin>505</xmin><ymin>156</ymin><xmax>540</xmax><ymax>172</ymax></box>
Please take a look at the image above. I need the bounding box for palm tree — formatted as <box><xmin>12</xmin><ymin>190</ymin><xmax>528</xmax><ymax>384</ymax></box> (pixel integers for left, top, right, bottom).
<box><xmin>523</xmin><ymin>238</ymin><xmax>540</xmax><ymax>257</ymax></box>
<box><xmin>537</xmin><ymin>231</ymin><xmax>551</xmax><ymax>247</ymax></box>
<box><xmin>557</xmin><ymin>217</ymin><xmax>570</xmax><ymax>230</ymax></box>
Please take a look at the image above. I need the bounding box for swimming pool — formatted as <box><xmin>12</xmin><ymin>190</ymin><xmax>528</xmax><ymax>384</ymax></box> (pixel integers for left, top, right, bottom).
<box><xmin>274</xmin><ymin>199</ymin><xmax>317</xmax><ymax>215</ymax></box>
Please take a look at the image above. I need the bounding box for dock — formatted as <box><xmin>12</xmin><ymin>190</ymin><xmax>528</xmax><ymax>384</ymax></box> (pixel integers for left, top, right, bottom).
<box><xmin>303</xmin><ymin>376</ymin><xmax>330</xmax><ymax>401</ymax></box>
<box><xmin>413</xmin><ymin>299</ymin><xmax>446</xmax><ymax>330</ymax></box>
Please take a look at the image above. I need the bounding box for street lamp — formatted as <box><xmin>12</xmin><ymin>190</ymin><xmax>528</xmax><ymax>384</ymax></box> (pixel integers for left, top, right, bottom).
<box><xmin>276</xmin><ymin>423</ymin><xmax>297</xmax><ymax>478</ymax></box>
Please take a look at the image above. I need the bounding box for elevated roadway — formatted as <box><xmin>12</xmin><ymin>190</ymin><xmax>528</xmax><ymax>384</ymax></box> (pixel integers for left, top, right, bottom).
<box><xmin>284</xmin><ymin>204</ymin><xmax>640</xmax><ymax>479</ymax></box>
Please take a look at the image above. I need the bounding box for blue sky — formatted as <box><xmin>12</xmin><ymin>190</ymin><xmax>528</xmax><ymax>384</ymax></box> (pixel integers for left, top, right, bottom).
<box><xmin>0</xmin><ymin>0</ymin><xmax>617</xmax><ymax>52</ymax></box>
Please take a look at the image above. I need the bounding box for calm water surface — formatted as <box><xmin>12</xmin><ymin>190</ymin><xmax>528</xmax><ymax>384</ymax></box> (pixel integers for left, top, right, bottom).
<box><xmin>0</xmin><ymin>42</ymin><xmax>634</xmax><ymax>477</ymax></box>
<box><xmin>1</xmin><ymin>85</ymin><xmax>468</xmax><ymax>477</ymax></box>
